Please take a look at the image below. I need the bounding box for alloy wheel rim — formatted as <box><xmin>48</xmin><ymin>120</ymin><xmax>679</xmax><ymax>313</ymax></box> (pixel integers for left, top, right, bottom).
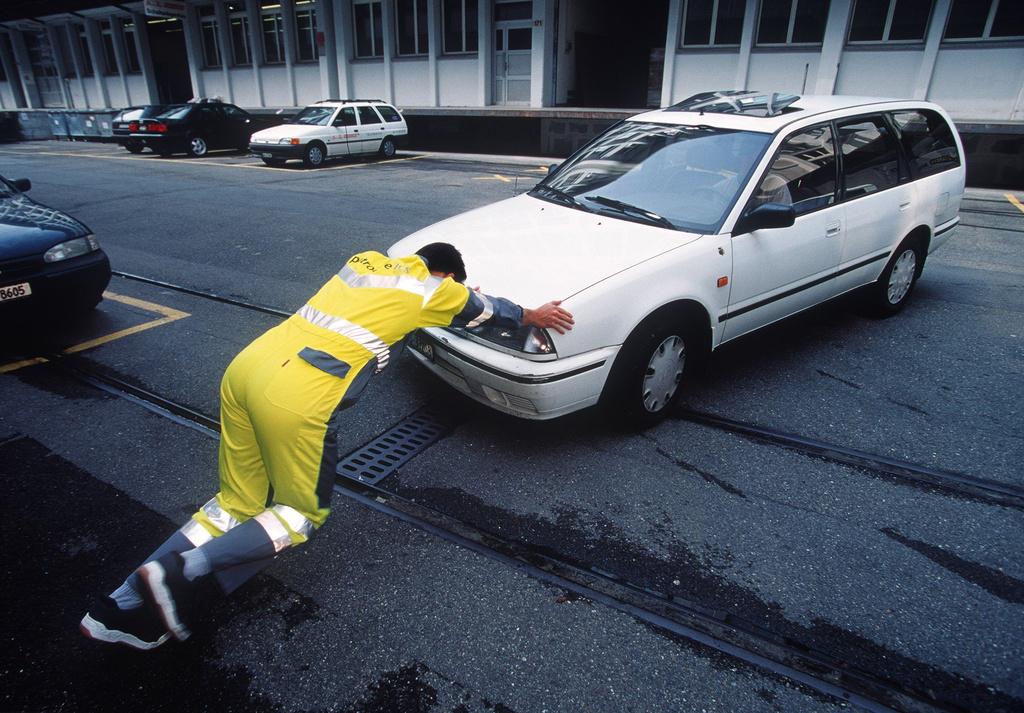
<box><xmin>887</xmin><ymin>249</ymin><xmax>917</xmax><ymax>304</ymax></box>
<box><xmin>191</xmin><ymin>137</ymin><xmax>207</xmax><ymax>155</ymax></box>
<box><xmin>309</xmin><ymin>146</ymin><xmax>323</xmax><ymax>164</ymax></box>
<box><xmin>384</xmin><ymin>140</ymin><xmax>395</xmax><ymax>157</ymax></box>
<box><xmin>642</xmin><ymin>335</ymin><xmax>685</xmax><ymax>413</ymax></box>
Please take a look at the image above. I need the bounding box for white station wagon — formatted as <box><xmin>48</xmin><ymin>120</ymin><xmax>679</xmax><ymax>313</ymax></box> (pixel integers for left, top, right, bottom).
<box><xmin>249</xmin><ymin>99</ymin><xmax>408</xmax><ymax>168</ymax></box>
<box><xmin>388</xmin><ymin>91</ymin><xmax>965</xmax><ymax>426</ymax></box>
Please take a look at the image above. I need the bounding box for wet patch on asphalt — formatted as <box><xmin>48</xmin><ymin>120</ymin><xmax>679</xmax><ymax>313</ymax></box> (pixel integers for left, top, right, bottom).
<box><xmin>345</xmin><ymin>661</ymin><xmax>519</xmax><ymax>713</ymax></box>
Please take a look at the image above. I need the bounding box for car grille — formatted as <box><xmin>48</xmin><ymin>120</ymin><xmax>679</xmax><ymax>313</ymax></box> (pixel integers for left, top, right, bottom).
<box><xmin>0</xmin><ymin>255</ymin><xmax>42</xmax><ymax>283</ymax></box>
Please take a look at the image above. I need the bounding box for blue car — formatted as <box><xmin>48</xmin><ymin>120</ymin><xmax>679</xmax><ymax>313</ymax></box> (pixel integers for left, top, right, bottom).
<box><xmin>0</xmin><ymin>175</ymin><xmax>111</xmax><ymax>320</ymax></box>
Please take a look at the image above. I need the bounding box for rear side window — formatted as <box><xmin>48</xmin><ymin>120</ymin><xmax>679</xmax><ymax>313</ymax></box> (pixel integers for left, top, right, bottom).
<box><xmin>751</xmin><ymin>123</ymin><xmax>837</xmax><ymax>216</ymax></box>
<box><xmin>376</xmin><ymin>104</ymin><xmax>402</xmax><ymax>122</ymax></box>
<box><xmin>357</xmin><ymin>106</ymin><xmax>382</xmax><ymax>125</ymax></box>
<box><xmin>890</xmin><ymin>110</ymin><xmax>961</xmax><ymax>179</ymax></box>
<box><xmin>837</xmin><ymin>117</ymin><xmax>901</xmax><ymax>199</ymax></box>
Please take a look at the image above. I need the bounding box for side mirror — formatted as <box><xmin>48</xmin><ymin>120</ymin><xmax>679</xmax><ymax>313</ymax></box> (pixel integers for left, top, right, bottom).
<box><xmin>547</xmin><ymin>163</ymin><xmax>560</xmax><ymax>175</ymax></box>
<box><xmin>11</xmin><ymin>178</ymin><xmax>30</xmax><ymax>192</ymax></box>
<box><xmin>732</xmin><ymin>203</ymin><xmax>795</xmax><ymax>236</ymax></box>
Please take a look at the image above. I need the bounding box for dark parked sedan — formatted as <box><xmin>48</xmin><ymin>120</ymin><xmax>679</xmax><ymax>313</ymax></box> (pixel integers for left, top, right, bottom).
<box><xmin>112</xmin><ymin>105</ymin><xmax>167</xmax><ymax>153</ymax></box>
<box><xmin>0</xmin><ymin>176</ymin><xmax>110</xmax><ymax>319</ymax></box>
<box><xmin>128</xmin><ymin>99</ymin><xmax>281</xmax><ymax>158</ymax></box>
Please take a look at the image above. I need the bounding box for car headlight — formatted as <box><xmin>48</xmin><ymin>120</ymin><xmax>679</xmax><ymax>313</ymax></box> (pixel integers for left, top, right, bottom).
<box><xmin>43</xmin><ymin>235</ymin><xmax>100</xmax><ymax>263</ymax></box>
<box><xmin>278</xmin><ymin>138</ymin><xmax>300</xmax><ymax>145</ymax></box>
<box><xmin>463</xmin><ymin>324</ymin><xmax>556</xmax><ymax>355</ymax></box>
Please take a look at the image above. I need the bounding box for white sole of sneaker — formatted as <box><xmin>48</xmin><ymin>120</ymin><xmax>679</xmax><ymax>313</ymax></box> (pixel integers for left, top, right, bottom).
<box><xmin>79</xmin><ymin>613</ymin><xmax>170</xmax><ymax>650</ymax></box>
<box><xmin>139</xmin><ymin>562</ymin><xmax>191</xmax><ymax>642</ymax></box>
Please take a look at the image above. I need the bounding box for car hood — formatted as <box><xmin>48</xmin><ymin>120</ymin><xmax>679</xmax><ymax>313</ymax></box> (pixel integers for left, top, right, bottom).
<box><xmin>0</xmin><ymin>195</ymin><xmax>89</xmax><ymax>260</ymax></box>
<box><xmin>250</xmin><ymin>123</ymin><xmax>323</xmax><ymax>140</ymax></box>
<box><xmin>388</xmin><ymin>194</ymin><xmax>702</xmax><ymax>307</ymax></box>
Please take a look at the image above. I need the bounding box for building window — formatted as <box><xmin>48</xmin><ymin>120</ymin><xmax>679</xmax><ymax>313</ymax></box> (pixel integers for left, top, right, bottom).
<box><xmin>122</xmin><ymin>20</ymin><xmax>141</xmax><ymax>72</ymax></box>
<box><xmin>848</xmin><ymin>0</ymin><xmax>933</xmax><ymax>43</ymax></box>
<box><xmin>443</xmin><ymin>0</ymin><xmax>477</xmax><ymax>53</ymax></box>
<box><xmin>756</xmin><ymin>0</ymin><xmax>831</xmax><ymax>45</ymax></box>
<box><xmin>101</xmin><ymin>21</ymin><xmax>119</xmax><ymax>74</ymax></box>
<box><xmin>295</xmin><ymin>2</ymin><xmax>318</xmax><ymax>61</ymax></box>
<box><xmin>944</xmin><ymin>0</ymin><xmax>1024</xmax><ymax>41</ymax></box>
<box><xmin>680</xmin><ymin>0</ymin><xmax>746</xmax><ymax>47</ymax></box>
<box><xmin>199</xmin><ymin>5</ymin><xmax>222</xmax><ymax>68</ymax></box>
<box><xmin>77</xmin><ymin>26</ymin><xmax>94</xmax><ymax>76</ymax></box>
<box><xmin>228</xmin><ymin>5</ymin><xmax>252</xmax><ymax>66</ymax></box>
<box><xmin>261</xmin><ymin>0</ymin><xmax>286</xmax><ymax>64</ymax></box>
<box><xmin>354</xmin><ymin>0</ymin><xmax>384</xmax><ymax>58</ymax></box>
<box><xmin>396</xmin><ymin>0</ymin><xmax>429</xmax><ymax>56</ymax></box>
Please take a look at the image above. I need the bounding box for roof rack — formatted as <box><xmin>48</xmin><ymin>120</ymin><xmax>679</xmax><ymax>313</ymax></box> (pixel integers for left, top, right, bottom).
<box><xmin>667</xmin><ymin>91</ymin><xmax>801</xmax><ymax>117</ymax></box>
<box><xmin>315</xmin><ymin>98</ymin><xmax>386</xmax><ymax>104</ymax></box>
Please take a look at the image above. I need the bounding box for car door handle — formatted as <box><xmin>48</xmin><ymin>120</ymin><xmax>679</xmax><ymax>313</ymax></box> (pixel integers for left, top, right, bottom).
<box><xmin>899</xmin><ymin>201</ymin><xmax>911</xmax><ymax>211</ymax></box>
<box><xmin>826</xmin><ymin>223</ymin><xmax>842</xmax><ymax>237</ymax></box>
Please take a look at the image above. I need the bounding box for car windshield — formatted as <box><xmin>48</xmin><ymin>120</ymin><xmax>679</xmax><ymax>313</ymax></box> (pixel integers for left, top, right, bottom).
<box><xmin>534</xmin><ymin>121</ymin><xmax>772</xmax><ymax>233</ymax></box>
<box><xmin>156</xmin><ymin>105</ymin><xmax>191</xmax><ymax>120</ymax></box>
<box><xmin>288</xmin><ymin>106</ymin><xmax>335</xmax><ymax>126</ymax></box>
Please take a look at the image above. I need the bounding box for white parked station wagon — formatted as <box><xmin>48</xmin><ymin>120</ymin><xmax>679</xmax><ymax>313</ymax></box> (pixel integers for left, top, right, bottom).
<box><xmin>248</xmin><ymin>99</ymin><xmax>408</xmax><ymax>167</ymax></box>
<box><xmin>388</xmin><ymin>91</ymin><xmax>965</xmax><ymax>426</ymax></box>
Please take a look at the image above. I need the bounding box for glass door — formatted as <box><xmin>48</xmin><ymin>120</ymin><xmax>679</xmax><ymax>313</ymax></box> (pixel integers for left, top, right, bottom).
<box><xmin>493</xmin><ymin>23</ymin><xmax>531</xmax><ymax>105</ymax></box>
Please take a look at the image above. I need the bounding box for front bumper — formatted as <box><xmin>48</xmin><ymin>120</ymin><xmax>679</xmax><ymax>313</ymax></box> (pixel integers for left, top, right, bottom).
<box><xmin>0</xmin><ymin>250</ymin><xmax>111</xmax><ymax>318</ymax></box>
<box><xmin>408</xmin><ymin>328</ymin><xmax>617</xmax><ymax>420</ymax></box>
<box><xmin>249</xmin><ymin>143</ymin><xmax>305</xmax><ymax>159</ymax></box>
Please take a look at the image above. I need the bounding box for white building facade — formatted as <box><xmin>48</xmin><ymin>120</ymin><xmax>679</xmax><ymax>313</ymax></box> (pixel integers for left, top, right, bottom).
<box><xmin>0</xmin><ymin>0</ymin><xmax>1021</xmax><ymax>121</ymax></box>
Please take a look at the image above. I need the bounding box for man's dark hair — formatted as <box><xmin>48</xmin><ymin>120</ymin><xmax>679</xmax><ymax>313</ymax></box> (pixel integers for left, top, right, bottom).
<box><xmin>415</xmin><ymin>242</ymin><xmax>467</xmax><ymax>283</ymax></box>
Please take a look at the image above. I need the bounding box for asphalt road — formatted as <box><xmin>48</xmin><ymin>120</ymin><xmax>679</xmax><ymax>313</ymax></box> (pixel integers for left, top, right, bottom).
<box><xmin>1</xmin><ymin>141</ymin><xmax>1021</xmax><ymax>713</ymax></box>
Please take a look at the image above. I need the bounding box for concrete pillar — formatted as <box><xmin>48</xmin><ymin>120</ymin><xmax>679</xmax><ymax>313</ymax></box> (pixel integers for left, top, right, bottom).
<box><xmin>477</xmin><ymin>0</ymin><xmax>492</xmax><ymax>106</ymax></box>
<box><xmin>131</xmin><ymin>12</ymin><xmax>160</xmax><ymax>103</ymax></box>
<box><xmin>110</xmin><ymin>18</ymin><xmax>132</xmax><ymax>105</ymax></box>
<box><xmin>912</xmin><ymin>0</ymin><xmax>951</xmax><ymax>100</ymax></box>
<box><xmin>661</xmin><ymin>0</ymin><xmax>682</xmax><ymax>106</ymax></box>
<box><xmin>281</xmin><ymin>0</ymin><xmax>299</xmax><ymax>105</ymax></box>
<box><xmin>733</xmin><ymin>0</ymin><xmax>758</xmax><ymax>92</ymax></box>
<box><xmin>245</xmin><ymin>0</ymin><xmax>265</xmax><ymax>106</ymax></box>
<box><xmin>427</xmin><ymin>0</ymin><xmax>439</xmax><ymax>105</ymax></box>
<box><xmin>812</xmin><ymin>0</ymin><xmax>851</xmax><ymax>95</ymax></box>
<box><xmin>316</xmin><ymin>0</ymin><xmax>339</xmax><ymax>99</ymax></box>
<box><xmin>333</xmin><ymin>0</ymin><xmax>353</xmax><ymax>99</ymax></box>
<box><xmin>0</xmin><ymin>32</ymin><xmax>27</xmax><ymax>108</ymax></box>
<box><xmin>214</xmin><ymin>1</ymin><xmax>236</xmax><ymax>101</ymax></box>
<box><xmin>82</xmin><ymin>18</ymin><xmax>111</xmax><ymax>107</ymax></box>
<box><xmin>531</xmin><ymin>0</ymin><xmax>555</xmax><ymax>107</ymax></box>
<box><xmin>9</xmin><ymin>29</ymin><xmax>42</xmax><ymax>108</ymax></box>
<box><xmin>45</xmin><ymin>24</ymin><xmax>75</xmax><ymax>107</ymax></box>
<box><xmin>381</xmin><ymin>0</ymin><xmax>395</xmax><ymax>103</ymax></box>
<box><xmin>63</xmin><ymin>23</ymin><xmax>90</xmax><ymax>107</ymax></box>
<box><xmin>182</xmin><ymin>4</ymin><xmax>207</xmax><ymax>100</ymax></box>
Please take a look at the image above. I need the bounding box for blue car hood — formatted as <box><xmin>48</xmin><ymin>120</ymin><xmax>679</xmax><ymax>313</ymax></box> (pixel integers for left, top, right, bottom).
<box><xmin>0</xmin><ymin>195</ymin><xmax>89</xmax><ymax>260</ymax></box>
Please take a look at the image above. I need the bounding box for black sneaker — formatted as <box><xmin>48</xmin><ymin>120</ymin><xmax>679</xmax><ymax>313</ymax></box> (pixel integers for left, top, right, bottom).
<box><xmin>79</xmin><ymin>596</ymin><xmax>171</xmax><ymax>650</ymax></box>
<box><xmin>137</xmin><ymin>552</ymin><xmax>196</xmax><ymax>642</ymax></box>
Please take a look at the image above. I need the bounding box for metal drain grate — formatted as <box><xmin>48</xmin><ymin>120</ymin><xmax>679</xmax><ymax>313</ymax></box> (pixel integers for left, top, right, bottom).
<box><xmin>336</xmin><ymin>408</ymin><xmax>452</xmax><ymax>484</ymax></box>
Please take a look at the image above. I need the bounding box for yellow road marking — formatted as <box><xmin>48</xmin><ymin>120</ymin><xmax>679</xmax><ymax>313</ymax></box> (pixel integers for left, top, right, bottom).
<box><xmin>473</xmin><ymin>174</ymin><xmax>512</xmax><ymax>183</ymax></box>
<box><xmin>1006</xmin><ymin>193</ymin><xmax>1024</xmax><ymax>215</ymax></box>
<box><xmin>0</xmin><ymin>290</ymin><xmax>189</xmax><ymax>374</ymax></box>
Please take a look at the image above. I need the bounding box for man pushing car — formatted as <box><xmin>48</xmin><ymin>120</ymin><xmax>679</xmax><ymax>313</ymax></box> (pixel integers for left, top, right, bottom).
<box><xmin>80</xmin><ymin>242</ymin><xmax>573</xmax><ymax>649</ymax></box>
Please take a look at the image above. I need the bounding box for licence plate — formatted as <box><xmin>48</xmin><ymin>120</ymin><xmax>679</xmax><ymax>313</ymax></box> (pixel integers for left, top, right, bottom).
<box><xmin>0</xmin><ymin>282</ymin><xmax>31</xmax><ymax>302</ymax></box>
<box><xmin>261</xmin><ymin>153</ymin><xmax>272</xmax><ymax>158</ymax></box>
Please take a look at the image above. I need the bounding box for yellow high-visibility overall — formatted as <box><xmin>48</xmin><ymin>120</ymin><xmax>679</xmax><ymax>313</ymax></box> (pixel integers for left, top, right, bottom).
<box><xmin>188</xmin><ymin>251</ymin><xmax>521</xmax><ymax>548</ymax></box>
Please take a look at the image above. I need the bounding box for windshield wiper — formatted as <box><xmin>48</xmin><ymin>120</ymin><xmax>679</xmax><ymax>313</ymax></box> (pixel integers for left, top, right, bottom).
<box><xmin>583</xmin><ymin>195</ymin><xmax>675</xmax><ymax>229</ymax></box>
<box><xmin>530</xmin><ymin>184</ymin><xmax>585</xmax><ymax>209</ymax></box>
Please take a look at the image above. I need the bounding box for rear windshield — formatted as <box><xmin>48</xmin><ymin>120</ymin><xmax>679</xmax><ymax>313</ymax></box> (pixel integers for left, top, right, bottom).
<box><xmin>156</xmin><ymin>105</ymin><xmax>191</xmax><ymax>120</ymax></box>
<box><xmin>289</xmin><ymin>106</ymin><xmax>335</xmax><ymax>126</ymax></box>
<box><xmin>118</xmin><ymin>106</ymin><xmax>166</xmax><ymax>121</ymax></box>
<box><xmin>537</xmin><ymin>121</ymin><xmax>772</xmax><ymax>234</ymax></box>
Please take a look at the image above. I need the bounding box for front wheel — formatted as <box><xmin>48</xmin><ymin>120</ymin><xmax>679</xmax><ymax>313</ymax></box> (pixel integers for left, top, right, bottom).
<box><xmin>187</xmin><ymin>135</ymin><xmax>209</xmax><ymax>157</ymax></box>
<box><xmin>303</xmin><ymin>142</ymin><xmax>326</xmax><ymax>168</ymax></box>
<box><xmin>862</xmin><ymin>238</ymin><xmax>924</xmax><ymax>318</ymax></box>
<box><xmin>378</xmin><ymin>136</ymin><xmax>396</xmax><ymax>159</ymax></box>
<box><xmin>601</xmin><ymin>317</ymin><xmax>700</xmax><ymax>429</ymax></box>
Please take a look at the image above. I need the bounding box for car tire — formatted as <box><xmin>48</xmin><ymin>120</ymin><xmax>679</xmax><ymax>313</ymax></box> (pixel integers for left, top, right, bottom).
<box><xmin>125</xmin><ymin>142</ymin><xmax>144</xmax><ymax>154</ymax></box>
<box><xmin>601</xmin><ymin>315</ymin><xmax>702</xmax><ymax>429</ymax></box>
<box><xmin>303</xmin><ymin>142</ymin><xmax>326</xmax><ymax>168</ymax></box>
<box><xmin>261</xmin><ymin>157</ymin><xmax>286</xmax><ymax>167</ymax></box>
<box><xmin>378</xmin><ymin>136</ymin><xmax>396</xmax><ymax>159</ymax></box>
<box><xmin>862</xmin><ymin>236</ymin><xmax>925</xmax><ymax>318</ymax></box>
<box><xmin>187</xmin><ymin>135</ymin><xmax>209</xmax><ymax>158</ymax></box>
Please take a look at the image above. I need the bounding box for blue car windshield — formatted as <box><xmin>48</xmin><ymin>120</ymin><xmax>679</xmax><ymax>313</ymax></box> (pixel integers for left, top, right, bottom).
<box><xmin>289</xmin><ymin>106</ymin><xmax>335</xmax><ymax>126</ymax></box>
<box><xmin>536</xmin><ymin>121</ymin><xmax>772</xmax><ymax>234</ymax></box>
